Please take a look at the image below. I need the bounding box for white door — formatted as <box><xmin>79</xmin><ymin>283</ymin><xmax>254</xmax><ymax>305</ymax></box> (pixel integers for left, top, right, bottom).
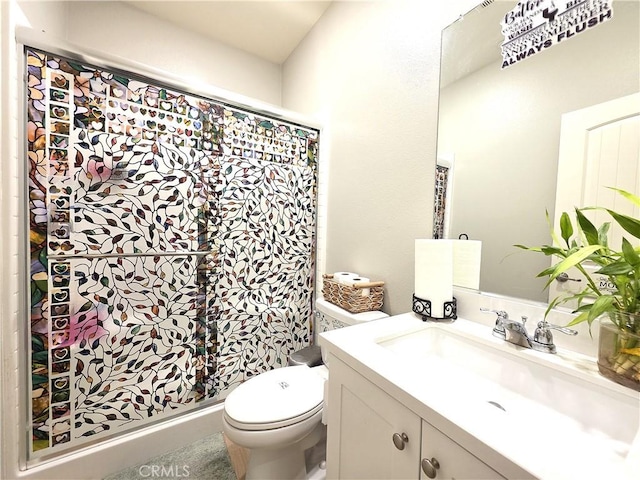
<box><xmin>549</xmin><ymin>93</ymin><xmax>640</xmax><ymax>303</ymax></box>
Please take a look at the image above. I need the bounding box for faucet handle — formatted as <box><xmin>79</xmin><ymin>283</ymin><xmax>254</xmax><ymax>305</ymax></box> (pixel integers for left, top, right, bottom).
<box><xmin>544</xmin><ymin>322</ymin><xmax>578</xmax><ymax>336</ymax></box>
<box><xmin>480</xmin><ymin>308</ymin><xmax>509</xmax><ymax>339</ymax></box>
<box><xmin>532</xmin><ymin>321</ymin><xmax>578</xmax><ymax>354</ymax></box>
<box><xmin>534</xmin><ymin>322</ymin><xmax>554</xmax><ymax>347</ymax></box>
<box><xmin>480</xmin><ymin>308</ymin><xmax>509</xmax><ymax>319</ymax></box>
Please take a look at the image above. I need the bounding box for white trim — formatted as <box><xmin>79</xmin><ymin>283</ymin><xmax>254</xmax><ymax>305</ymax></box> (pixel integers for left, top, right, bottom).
<box><xmin>2</xmin><ymin>2</ymin><xmax>24</xmax><ymax>479</ymax></box>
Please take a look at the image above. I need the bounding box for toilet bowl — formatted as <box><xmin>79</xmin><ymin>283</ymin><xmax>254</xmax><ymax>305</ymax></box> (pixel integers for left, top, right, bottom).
<box><xmin>222</xmin><ymin>299</ymin><xmax>388</xmax><ymax>480</ymax></box>
<box><xmin>223</xmin><ymin>365</ymin><xmax>327</xmax><ymax>480</ymax></box>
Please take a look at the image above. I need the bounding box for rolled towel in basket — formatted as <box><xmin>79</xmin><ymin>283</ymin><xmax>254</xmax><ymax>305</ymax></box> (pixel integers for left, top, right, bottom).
<box><xmin>342</xmin><ymin>276</ymin><xmax>371</xmax><ymax>296</ymax></box>
<box><xmin>333</xmin><ymin>272</ymin><xmax>360</xmax><ymax>285</ymax></box>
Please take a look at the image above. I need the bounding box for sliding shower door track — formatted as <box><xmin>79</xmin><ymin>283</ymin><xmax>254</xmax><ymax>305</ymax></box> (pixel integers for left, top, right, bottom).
<box><xmin>47</xmin><ymin>250</ymin><xmax>214</xmax><ymax>260</ymax></box>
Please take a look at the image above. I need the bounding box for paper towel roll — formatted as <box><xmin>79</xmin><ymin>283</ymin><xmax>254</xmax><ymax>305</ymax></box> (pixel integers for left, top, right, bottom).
<box><xmin>333</xmin><ymin>272</ymin><xmax>359</xmax><ymax>285</ymax></box>
<box><xmin>452</xmin><ymin>240</ymin><xmax>482</xmax><ymax>290</ymax></box>
<box><xmin>343</xmin><ymin>276</ymin><xmax>371</xmax><ymax>296</ymax></box>
<box><xmin>415</xmin><ymin>239</ymin><xmax>453</xmax><ymax>318</ymax></box>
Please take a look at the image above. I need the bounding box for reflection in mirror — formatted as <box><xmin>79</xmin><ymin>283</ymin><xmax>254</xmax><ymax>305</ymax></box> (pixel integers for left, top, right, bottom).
<box><xmin>435</xmin><ymin>0</ymin><xmax>639</xmax><ymax>302</ymax></box>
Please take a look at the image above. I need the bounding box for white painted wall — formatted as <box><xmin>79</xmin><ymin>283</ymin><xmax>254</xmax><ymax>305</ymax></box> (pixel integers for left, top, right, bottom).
<box><xmin>18</xmin><ymin>0</ymin><xmax>283</xmax><ymax>106</ymax></box>
<box><xmin>282</xmin><ymin>0</ymin><xmax>480</xmax><ymax>314</ymax></box>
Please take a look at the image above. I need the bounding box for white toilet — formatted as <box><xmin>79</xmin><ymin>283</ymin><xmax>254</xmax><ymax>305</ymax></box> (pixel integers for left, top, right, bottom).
<box><xmin>222</xmin><ymin>298</ymin><xmax>388</xmax><ymax>480</ymax></box>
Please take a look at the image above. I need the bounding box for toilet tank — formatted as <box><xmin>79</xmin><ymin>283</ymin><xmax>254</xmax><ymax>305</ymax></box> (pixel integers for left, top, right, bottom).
<box><xmin>315</xmin><ymin>298</ymin><xmax>388</xmax><ymax>338</ymax></box>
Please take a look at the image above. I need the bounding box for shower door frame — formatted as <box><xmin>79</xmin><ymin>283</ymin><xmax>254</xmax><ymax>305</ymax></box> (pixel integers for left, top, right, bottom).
<box><xmin>14</xmin><ymin>26</ymin><xmax>326</xmax><ymax>474</ymax></box>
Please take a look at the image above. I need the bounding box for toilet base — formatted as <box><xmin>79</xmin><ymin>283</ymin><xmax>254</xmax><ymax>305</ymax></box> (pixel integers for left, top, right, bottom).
<box><xmin>243</xmin><ymin>422</ymin><xmax>326</xmax><ymax>480</ymax></box>
<box><xmin>246</xmin><ymin>445</ymin><xmax>307</xmax><ymax>480</ymax></box>
<box><xmin>305</xmin><ymin>434</ymin><xmax>327</xmax><ymax>480</ymax></box>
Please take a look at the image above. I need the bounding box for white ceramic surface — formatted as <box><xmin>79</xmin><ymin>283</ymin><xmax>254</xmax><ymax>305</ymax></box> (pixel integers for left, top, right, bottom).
<box><xmin>319</xmin><ymin>312</ymin><xmax>640</xmax><ymax>480</ymax></box>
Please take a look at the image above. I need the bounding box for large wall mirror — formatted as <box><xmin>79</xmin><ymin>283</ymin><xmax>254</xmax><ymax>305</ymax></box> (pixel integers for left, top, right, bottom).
<box><xmin>436</xmin><ymin>0</ymin><xmax>640</xmax><ymax>303</ymax></box>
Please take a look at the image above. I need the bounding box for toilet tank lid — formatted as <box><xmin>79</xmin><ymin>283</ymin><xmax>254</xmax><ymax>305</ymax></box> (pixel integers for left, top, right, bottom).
<box><xmin>316</xmin><ymin>298</ymin><xmax>389</xmax><ymax>325</ymax></box>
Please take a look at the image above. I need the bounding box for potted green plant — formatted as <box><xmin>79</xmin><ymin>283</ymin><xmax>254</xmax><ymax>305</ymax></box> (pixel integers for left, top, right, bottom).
<box><xmin>517</xmin><ymin>187</ymin><xmax>640</xmax><ymax>391</ymax></box>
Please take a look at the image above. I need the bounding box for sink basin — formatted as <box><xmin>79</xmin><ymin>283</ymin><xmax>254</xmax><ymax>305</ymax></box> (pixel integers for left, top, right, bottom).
<box><xmin>376</xmin><ymin>322</ymin><xmax>639</xmax><ymax>462</ymax></box>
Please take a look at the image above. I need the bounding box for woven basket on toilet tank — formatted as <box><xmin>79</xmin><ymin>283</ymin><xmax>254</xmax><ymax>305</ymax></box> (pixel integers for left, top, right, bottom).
<box><xmin>322</xmin><ymin>274</ymin><xmax>384</xmax><ymax>313</ymax></box>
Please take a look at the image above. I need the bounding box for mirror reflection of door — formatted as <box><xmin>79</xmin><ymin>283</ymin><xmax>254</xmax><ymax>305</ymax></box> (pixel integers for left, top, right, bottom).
<box><xmin>549</xmin><ymin>92</ymin><xmax>640</xmax><ymax>305</ymax></box>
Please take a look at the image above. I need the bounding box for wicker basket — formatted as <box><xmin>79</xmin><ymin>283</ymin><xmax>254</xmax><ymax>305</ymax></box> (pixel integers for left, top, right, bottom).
<box><xmin>322</xmin><ymin>274</ymin><xmax>384</xmax><ymax>313</ymax></box>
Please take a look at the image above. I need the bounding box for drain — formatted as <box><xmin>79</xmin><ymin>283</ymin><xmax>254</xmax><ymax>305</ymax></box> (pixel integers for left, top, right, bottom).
<box><xmin>487</xmin><ymin>400</ymin><xmax>506</xmax><ymax>412</ymax></box>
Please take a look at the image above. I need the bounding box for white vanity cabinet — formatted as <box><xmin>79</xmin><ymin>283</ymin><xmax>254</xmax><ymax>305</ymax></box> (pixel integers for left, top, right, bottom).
<box><xmin>326</xmin><ymin>354</ymin><xmax>421</xmax><ymax>479</ymax></box>
<box><xmin>420</xmin><ymin>420</ymin><xmax>505</xmax><ymax>480</ymax></box>
<box><xmin>320</xmin><ymin>311</ymin><xmax>636</xmax><ymax>480</ymax></box>
<box><xmin>326</xmin><ymin>354</ymin><xmax>509</xmax><ymax>480</ymax></box>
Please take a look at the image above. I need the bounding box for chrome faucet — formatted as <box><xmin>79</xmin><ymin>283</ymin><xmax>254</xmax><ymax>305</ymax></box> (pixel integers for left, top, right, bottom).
<box><xmin>480</xmin><ymin>308</ymin><xmax>578</xmax><ymax>354</ymax></box>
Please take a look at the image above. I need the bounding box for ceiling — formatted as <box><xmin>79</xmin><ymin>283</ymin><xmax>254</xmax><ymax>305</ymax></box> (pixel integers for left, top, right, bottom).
<box><xmin>123</xmin><ymin>0</ymin><xmax>334</xmax><ymax>64</ymax></box>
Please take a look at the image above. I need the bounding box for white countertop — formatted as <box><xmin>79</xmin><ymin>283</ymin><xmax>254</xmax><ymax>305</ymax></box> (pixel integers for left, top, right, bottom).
<box><xmin>319</xmin><ymin>312</ymin><xmax>640</xmax><ymax>480</ymax></box>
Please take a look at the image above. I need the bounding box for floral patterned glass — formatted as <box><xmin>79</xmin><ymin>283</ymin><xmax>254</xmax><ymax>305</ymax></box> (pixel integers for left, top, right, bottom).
<box><xmin>26</xmin><ymin>47</ymin><xmax>319</xmax><ymax>457</ymax></box>
<box><xmin>433</xmin><ymin>164</ymin><xmax>449</xmax><ymax>239</ymax></box>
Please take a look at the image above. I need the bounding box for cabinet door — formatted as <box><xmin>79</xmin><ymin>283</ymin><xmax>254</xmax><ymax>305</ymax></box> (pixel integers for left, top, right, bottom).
<box><xmin>326</xmin><ymin>356</ymin><xmax>421</xmax><ymax>479</ymax></box>
<box><xmin>420</xmin><ymin>421</ymin><xmax>505</xmax><ymax>480</ymax></box>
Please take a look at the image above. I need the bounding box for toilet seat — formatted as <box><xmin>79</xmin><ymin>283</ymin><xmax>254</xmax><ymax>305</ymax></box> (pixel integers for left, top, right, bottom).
<box><xmin>224</xmin><ymin>365</ymin><xmax>324</xmax><ymax>431</ymax></box>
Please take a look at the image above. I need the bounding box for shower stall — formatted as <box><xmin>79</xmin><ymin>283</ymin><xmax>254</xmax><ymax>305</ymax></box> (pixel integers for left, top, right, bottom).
<box><xmin>26</xmin><ymin>46</ymin><xmax>319</xmax><ymax>461</ymax></box>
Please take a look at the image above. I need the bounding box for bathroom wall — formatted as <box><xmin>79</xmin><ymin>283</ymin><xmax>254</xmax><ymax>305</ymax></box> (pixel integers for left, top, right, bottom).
<box><xmin>18</xmin><ymin>0</ymin><xmax>283</xmax><ymax>106</ymax></box>
<box><xmin>282</xmin><ymin>0</ymin><xmax>480</xmax><ymax>314</ymax></box>
<box><xmin>0</xmin><ymin>2</ymin><xmax>295</xmax><ymax>478</ymax></box>
<box><xmin>1</xmin><ymin>0</ymin><xmax>505</xmax><ymax>477</ymax></box>
<box><xmin>74</xmin><ymin>1</ymin><xmax>284</xmax><ymax>105</ymax></box>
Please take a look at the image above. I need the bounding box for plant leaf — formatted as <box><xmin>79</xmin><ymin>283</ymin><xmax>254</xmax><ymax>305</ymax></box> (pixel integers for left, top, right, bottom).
<box><xmin>537</xmin><ymin>264</ymin><xmax>560</xmax><ymax>278</ymax></box>
<box><xmin>597</xmin><ymin>222</ymin><xmax>610</xmax><ymax>248</ymax></box>
<box><xmin>606</xmin><ymin>209</ymin><xmax>640</xmax><ymax>240</ymax></box>
<box><xmin>586</xmin><ymin>294</ymin><xmax>615</xmax><ymax>323</ymax></box>
<box><xmin>545</xmin><ymin>209</ymin><xmax>562</xmax><ymax>247</ymax></box>
<box><xmin>544</xmin><ymin>245</ymin><xmax>603</xmax><ymax>286</ymax></box>
<box><xmin>567</xmin><ymin>310</ymin><xmax>589</xmax><ymax>327</ymax></box>
<box><xmin>620</xmin><ymin>347</ymin><xmax>640</xmax><ymax>356</ymax></box>
<box><xmin>576</xmin><ymin>208</ymin><xmax>599</xmax><ymax>245</ymax></box>
<box><xmin>560</xmin><ymin>212</ymin><xmax>573</xmax><ymax>246</ymax></box>
<box><xmin>621</xmin><ymin>237</ymin><xmax>640</xmax><ymax>267</ymax></box>
<box><xmin>596</xmin><ymin>261</ymin><xmax>634</xmax><ymax>276</ymax></box>
<box><xmin>514</xmin><ymin>244</ymin><xmax>566</xmax><ymax>257</ymax></box>
<box><xmin>607</xmin><ymin>187</ymin><xmax>640</xmax><ymax>207</ymax></box>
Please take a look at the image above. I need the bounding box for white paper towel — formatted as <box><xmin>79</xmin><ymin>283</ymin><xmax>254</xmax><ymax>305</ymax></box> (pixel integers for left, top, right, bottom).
<box><xmin>333</xmin><ymin>272</ymin><xmax>359</xmax><ymax>285</ymax></box>
<box><xmin>343</xmin><ymin>276</ymin><xmax>371</xmax><ymax>296</ymax></box>
<box><xmin>452</xmin><ymin>240</ymin><xmax>482</xmax><ymax>290</ymax></box>
<box><xmin>415</xmin><ymin>239</ymin><xmax>453</xmax><ymax>318</ymax></box>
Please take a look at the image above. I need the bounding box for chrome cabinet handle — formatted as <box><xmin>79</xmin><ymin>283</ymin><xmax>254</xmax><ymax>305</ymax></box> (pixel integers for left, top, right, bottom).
<box><xmin>392</xmin><ymin>432</ymin><xmax>409</xmax><ymax>450</ymax></box>
<box><xmin>421</xmin><ymin>457</ymin><xmax>440</xmax><ymax>479</ymax></box>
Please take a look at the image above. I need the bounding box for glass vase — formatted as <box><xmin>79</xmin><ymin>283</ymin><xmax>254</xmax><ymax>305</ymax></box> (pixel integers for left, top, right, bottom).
<box><xmin>597</xmin><ymin>313</ymin><xmax>640</xmax><ymax>392</ymax></box>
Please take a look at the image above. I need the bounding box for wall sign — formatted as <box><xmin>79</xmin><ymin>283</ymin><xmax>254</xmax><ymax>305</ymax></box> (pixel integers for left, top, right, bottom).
<box><xmin>500</xmin><ymin>0</ymin><xmax>613</xmax><ymax>68</ymax></box>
